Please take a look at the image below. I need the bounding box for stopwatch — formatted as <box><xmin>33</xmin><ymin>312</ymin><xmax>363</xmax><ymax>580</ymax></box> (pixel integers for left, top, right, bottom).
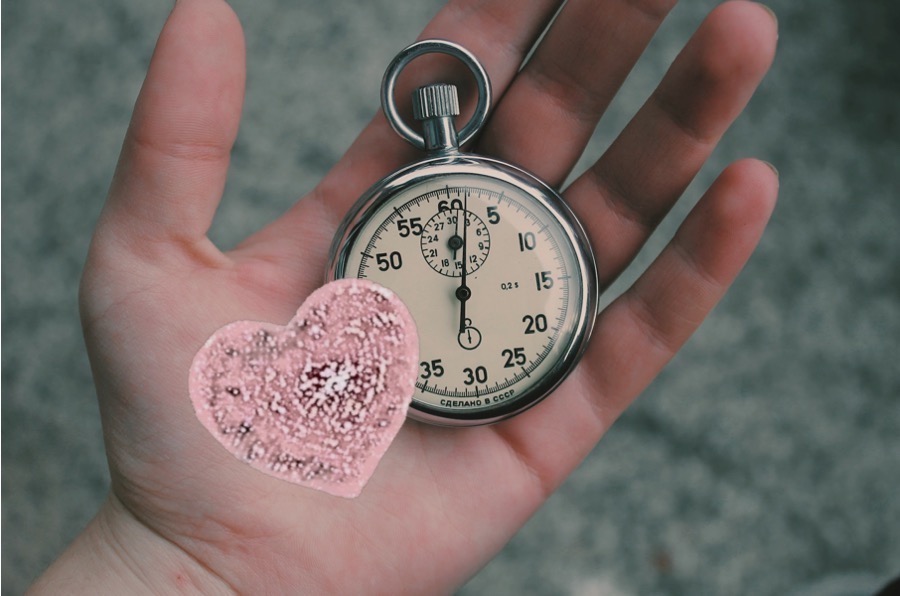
<box><xmin>327</xmin><ymin>40</ymin><xmax>598</xmax><ymax>426</ymax></box>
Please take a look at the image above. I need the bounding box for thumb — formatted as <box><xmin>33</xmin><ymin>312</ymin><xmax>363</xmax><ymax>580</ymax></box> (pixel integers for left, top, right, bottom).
<box><xmin>99</xmin><ymin>0</ymin><xmax>245</xmax><ymax>253</ymax></box>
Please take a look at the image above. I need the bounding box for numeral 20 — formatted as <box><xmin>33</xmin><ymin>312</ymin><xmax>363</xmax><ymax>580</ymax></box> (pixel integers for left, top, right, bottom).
<box><xmin>522</xmin><ymin>314</ymin><xmax>548</xmax><ymax>334</ymax></box>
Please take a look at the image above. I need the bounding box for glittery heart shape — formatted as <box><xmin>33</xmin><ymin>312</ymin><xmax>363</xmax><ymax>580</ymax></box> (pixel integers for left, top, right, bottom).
<box><xmin>189</xmin><ymin>279</ymin><xmax>419</xmax><ymax>498</ymax></box>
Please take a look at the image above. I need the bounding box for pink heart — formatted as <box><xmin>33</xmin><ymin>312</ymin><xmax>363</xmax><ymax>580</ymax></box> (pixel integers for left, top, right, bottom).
<box><xmin>189</xmin><ymin>279</ymin><xmax>419</xmax><ymax>498</ymax></box>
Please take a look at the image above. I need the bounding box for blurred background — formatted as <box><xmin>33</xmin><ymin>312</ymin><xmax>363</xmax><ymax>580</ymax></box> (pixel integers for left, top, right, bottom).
<box><xmin>3</xmin><ymin>1</ymin><xmax>898</xmax><ymax>594</ymax></box>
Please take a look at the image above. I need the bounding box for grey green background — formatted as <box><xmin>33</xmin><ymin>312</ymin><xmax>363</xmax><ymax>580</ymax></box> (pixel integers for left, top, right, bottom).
<box><xmin>3</xmin><ymin>1</ymin><xmax>898</xmax><ymax>594</ymax></box>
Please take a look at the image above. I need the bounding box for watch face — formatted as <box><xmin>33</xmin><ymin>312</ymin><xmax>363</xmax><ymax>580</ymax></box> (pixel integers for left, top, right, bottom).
<box><xmin>329</xmin><ymin>159</ymin><xmax>596</xmax><ymax>425</ymax></box>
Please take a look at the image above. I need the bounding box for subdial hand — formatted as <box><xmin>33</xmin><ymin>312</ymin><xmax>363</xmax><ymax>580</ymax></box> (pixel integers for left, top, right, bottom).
<box><xmin>457</xmin><ymin>319</ymin><xmax>482</xmax><ymax>350</ymax></box>
<box><xmin>448</xmin><ymin>233</ymin><xmax>463</xmax><ymax>263</ymax></box>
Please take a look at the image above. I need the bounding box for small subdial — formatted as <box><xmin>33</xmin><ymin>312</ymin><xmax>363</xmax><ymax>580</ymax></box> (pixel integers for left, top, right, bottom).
<box><xmin>420</xmin><ymin>209</ymin><xmax>491</xmax><ymax>277</ymax></box>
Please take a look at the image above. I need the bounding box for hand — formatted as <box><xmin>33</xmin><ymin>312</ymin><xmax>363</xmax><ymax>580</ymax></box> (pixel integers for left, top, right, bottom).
<box><xmin>458</xmin><ymin>199</ymin><xmax>470</xmax><ymax>334</ymax></box>
<box><xmin>32</xmin><ymin>0</ymin><xmax>778</xmax><ymax>593</ymax></box>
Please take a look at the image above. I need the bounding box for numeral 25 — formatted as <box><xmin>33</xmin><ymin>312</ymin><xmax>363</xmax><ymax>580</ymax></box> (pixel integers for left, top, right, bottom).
<box><xmin>502</xmin><ymin>347</ymin><xmax>526</xmax><ymax>368</ymax></box>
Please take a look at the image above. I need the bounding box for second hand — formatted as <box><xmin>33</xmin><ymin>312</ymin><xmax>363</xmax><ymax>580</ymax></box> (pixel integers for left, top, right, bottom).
<box><xmin>456</xmin><ymin>194</ymin><xmax>470</xmax><ymax>334</ymax></box>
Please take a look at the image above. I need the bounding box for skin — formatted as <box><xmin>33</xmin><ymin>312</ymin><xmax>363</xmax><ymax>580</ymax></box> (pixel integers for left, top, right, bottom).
<box><xmin>30</xmin><ymin>0</ymin><xmax>779</xmax><ymax>593</ymax></box>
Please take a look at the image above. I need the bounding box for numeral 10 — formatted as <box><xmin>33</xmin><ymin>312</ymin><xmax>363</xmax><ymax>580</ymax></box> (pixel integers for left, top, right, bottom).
<box><xmin>518</xmin><ymin>232</ymin><xmax>536</xmax><ymax>251</ymax></box>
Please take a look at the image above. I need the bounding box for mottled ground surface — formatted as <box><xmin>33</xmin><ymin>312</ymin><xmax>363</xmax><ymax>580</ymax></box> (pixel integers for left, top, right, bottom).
<box><xmin>3</xmin><ymin>1</ymin><xmax>898</xmax><ymax>594</ymax></box>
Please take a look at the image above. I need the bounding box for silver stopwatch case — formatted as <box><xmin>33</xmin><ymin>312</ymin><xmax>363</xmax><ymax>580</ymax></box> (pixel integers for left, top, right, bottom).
<box><xmin>325</xmin><ymin>40</ymin><xmax>598</xmax><ymax>426</ymax></box>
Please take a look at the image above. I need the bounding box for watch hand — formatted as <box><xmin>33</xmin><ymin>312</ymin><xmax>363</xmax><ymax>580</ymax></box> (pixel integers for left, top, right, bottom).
<box><xmin>452</xmin><ymin>207</ymin><xmax>461</xmax><ymax>262</ymax></box>
<box><xmin>458</xmin><ymin>293</ymin><xmax>467</xmax><ymax>334</ymax></box>
<box><xmin>458</xmin><ymin>199</ymin><xmax>469</xmax><ymax>334</ymax></box>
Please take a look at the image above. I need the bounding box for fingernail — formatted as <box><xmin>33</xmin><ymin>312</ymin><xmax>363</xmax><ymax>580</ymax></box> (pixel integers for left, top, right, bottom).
<box><xmin>762</xmin><ymin>160</ymin><xmax>779</xmax><ymax>179</ymax></box>
<box><xmin>758</xmin><ymin>3</ymin><xmax>778</xmax><ymax>28</ymax></box>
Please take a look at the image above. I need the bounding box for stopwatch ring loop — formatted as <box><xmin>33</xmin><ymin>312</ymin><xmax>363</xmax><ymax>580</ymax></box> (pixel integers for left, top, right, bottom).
<box><xmin>381</xmin><ymin>39</ymin><xmax>491</xmax><ymax>150</ymax></box>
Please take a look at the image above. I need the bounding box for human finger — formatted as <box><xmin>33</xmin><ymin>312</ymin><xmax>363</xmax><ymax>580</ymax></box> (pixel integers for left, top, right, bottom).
<box><xmin>476</xmin><ymin>0</ymin><xmax>677</xmax><ymax>187</ymax></box>
<box><xmin>565</xmin><ymin>0</ymin><xmax>778</xmax><ymax>288</ymax></box>
<box><xmin>493</xmin><ymin>158</ymin><xmax>779</xmax><ymax>492</ymax></box>
<box><xmin>97</xmin><ymin>0</ymin><xmax>245</xmax><ymax>256</ymax></box>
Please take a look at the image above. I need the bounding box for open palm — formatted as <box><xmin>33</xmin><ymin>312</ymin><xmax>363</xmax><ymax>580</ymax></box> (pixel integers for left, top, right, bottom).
<box><xmin>65</xmin><ymin>0</ymin><xmax>778</xmax><ymax>593</ymax></box>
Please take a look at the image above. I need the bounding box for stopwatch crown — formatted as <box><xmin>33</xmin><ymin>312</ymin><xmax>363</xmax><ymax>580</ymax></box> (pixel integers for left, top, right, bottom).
<box><xmin>412</xmin><ymin>84</ymin><xmax>460</xmax><ymax>121</ymax></box>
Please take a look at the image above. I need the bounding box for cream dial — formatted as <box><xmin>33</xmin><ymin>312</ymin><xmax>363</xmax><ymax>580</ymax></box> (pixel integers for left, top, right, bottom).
<box><xmin>336</xmin><ymin>170</ymin><xmax>589</xmax><ymax>424</ymax></box>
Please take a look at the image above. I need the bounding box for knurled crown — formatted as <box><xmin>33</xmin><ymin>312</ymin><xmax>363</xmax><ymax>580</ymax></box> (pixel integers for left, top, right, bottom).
<box><xmin>412</xmin><ymin>84</ymin><xmax>460</xmax><ymax>121</ymax></box>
